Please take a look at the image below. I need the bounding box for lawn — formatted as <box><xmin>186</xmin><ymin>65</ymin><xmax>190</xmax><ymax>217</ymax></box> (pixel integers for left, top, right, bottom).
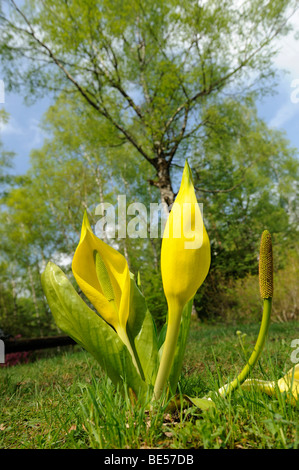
<box><xmin>0</xmin><ymin>320</ymin><xmax>298</xmax><ymax>449</ymax></box>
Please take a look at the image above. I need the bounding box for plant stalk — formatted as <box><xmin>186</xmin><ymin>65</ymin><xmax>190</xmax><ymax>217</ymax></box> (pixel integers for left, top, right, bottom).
<box><xmin>117</xmin><ymin>326</ymin><xmax>142</xmax><ymax>377</ymax></box>
<box><xmin>153</xmin><ymin>307</ymin><xmax>181</xmax><ymax>400</ymax></box>
<box><xmin>218</xmin><ymin>298</ymin><xmax>272</xmax><ymax>397</ymax></box>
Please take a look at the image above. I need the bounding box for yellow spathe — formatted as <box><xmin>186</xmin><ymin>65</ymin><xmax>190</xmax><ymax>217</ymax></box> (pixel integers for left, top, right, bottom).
<box><xmin>161</xmin><ymin>160</ymin><xmax>211</xmax><ymax>316</ymax></box>
<box><xmin>242</xmin><ymin>364</ymin><xmax>299</xmax><ymax>406</ymax></box>
<box><xmin>154</xmin><ymin>160</ymin><xmax>211</xmax><ymax>399</ymax></box>
<box><xmin>72</xmin><ymin>211</ymin><xmax>131</xmax><ymax>333</ymax></box>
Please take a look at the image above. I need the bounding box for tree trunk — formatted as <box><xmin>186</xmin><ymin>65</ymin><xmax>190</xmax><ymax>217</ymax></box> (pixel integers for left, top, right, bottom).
<box><xmin>10</xmin><ymin>278</ymin><xmax>18</xmax><ymax>319</ymax></box>
<box><xmin>150</xmin><ymin>157</ymin><xmax>175</xmax><ymax>208</ymax></box>
<box><xmin>27</xmin><ymin>266</ymin><xmax>43</xmax><ymax>337</ymax></box>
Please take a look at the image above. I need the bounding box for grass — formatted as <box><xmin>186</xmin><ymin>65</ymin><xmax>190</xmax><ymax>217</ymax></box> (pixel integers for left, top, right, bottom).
<box><xmin>0</xmin><ymin>320</ymin><xmax>298</xmax><ymax>449</ymax></box>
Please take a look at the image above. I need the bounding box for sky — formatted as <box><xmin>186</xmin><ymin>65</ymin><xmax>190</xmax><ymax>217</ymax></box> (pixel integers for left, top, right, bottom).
<box><xmin>0</xmin><ymin>11</ymin><xmax>299</xmax><ymax>176</ymax></box>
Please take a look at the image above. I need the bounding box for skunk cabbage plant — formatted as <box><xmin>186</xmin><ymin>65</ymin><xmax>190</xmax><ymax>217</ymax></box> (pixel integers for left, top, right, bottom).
<box><xmin>41</xmin><ymin>161</ymin><xmax>209</xmax><ymax>403</ymax></box>
<box><xmin>41</xmin><ymin>160</ymin><xmax>298</xmax><ymax>409</ymax></box>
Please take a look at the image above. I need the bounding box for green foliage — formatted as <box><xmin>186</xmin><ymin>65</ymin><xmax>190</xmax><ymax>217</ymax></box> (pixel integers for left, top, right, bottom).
<box><xmin>0</xmin><ymin>110</ymin><xmax>15</xmax><ymax>196</ymax></box>
<box><xmin>41</xmin><ymin>257</ymin><xmax>199</xmax><ymax>399</ymax></box>
<box><xmin>138</xmin><ymin>261</ymin><xmax>167</xmax><ymax>330</ymax></box>
<box><xmin>41</xmin><ymin>262</ymin><xmax>148</xmax><ymax>396</ymax></box>
<box><xmin>0</xmin><ymin>0</ymin><xmax>298</xmax><ymax>338</ymax></box>
<box><xmin>127</xmin><ymin>273</ymin><xmax>160</xmax><ymax>386</ymax></box>
<box><xmin>228</xmin><ymin>248</ymin><xmax>299</xmax><ymax>324</ymax></box>
<box><xmin>190</xmin><ymin>98</ymin><xmax>299</xmax><ymax>319</ymax></box>
<box><xmin>0</xmin><ymin>322</ymin><xmax>298</xmax><ymax>449</ymax></box>
<box><xmin>0</xmin><ymin>0</ymin><xmax>297</xmax><ymax>192</ymax></box>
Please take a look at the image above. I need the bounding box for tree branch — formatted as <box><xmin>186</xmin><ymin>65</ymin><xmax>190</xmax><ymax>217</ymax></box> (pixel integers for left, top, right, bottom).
<box><xmin>164</xmin><ymin>7</ymin><xmax>298</xmax><ymax>136</ymax></box>
<box><xmin>167</xmin><ymin>105</ymin><xmax>189</xmax><ymax>165</ymax></box>
<box><xmin>8</xmin><ymin>0</ymin><xmax>156</xmax><ymax>167</ymax></box>
<box><xmin>194</xmin><ymin>160</ymin><xmax>255</xmax><ymax>194</ymax></box>
<box><xmin>195</xmin><ymin>178</ymin><xmax>245</xmax><ymax>194</ymax></box>
<box><xmin>9</xmin><ymin>0</ymin><xmax>101</xmax><ymax>113</ymax></box>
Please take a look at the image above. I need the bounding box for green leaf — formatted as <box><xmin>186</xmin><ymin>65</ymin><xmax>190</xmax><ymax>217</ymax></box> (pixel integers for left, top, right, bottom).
<box><xmin>184</xmin><ymin>395</ymin><xmax>216</xmax><ymax>411</ymax></box>
<box><xmin>157</xmin><ymin>322</ymin><xmax>167</xmax><ymax>352</ymax></box>
<box><xmin>127</xmin><ymin>273</ymin><xmax>159</xmax><ymax>386</ymax></box>
<box><xmin>167</xmin><ymin>394</ymin><xmax>216</xmax><ymax>413</ymax></box>
<box><xmin>41</xmin><ymin>262</ymin><xmax>147</xmax><ymax>397</ymax></box>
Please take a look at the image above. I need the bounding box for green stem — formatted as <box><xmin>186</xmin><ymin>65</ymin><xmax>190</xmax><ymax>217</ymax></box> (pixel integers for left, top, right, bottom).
<box><xmin>153</xmin><ymin>307</ymin><xmax>181</xmax><ymax>400</ymax></box>
<box><xmin>218</xmin><ymin>298</ymin><xmax>272</xmax><ymax>398</ymax></box>
<box><xmin>127</xmin><ymin>328</ymin><xmax>145</xmax><ymax>382</ymax></box>
<box><xmin>117</xmin><ymin>326</ymin><xmax>142</xmax><ymax>377</ymax></box>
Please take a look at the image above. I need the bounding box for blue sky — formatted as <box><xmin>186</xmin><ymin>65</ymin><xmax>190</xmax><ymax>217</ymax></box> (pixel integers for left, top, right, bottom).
<box><xmin>0</xmin><ymin>93</ymin><xmax>50</xmax><ymax>174</ymax></box>
<box><xmin>0</xmin><ymin>11</ymin><xmax>299</xmax><ymax>176</ymax></box>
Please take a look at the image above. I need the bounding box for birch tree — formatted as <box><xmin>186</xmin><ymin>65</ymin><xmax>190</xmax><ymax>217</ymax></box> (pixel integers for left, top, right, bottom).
<box><xmin>0</xmin><ymin>0</ymin><xmax>297</xmax><ymax>205</ymax></box>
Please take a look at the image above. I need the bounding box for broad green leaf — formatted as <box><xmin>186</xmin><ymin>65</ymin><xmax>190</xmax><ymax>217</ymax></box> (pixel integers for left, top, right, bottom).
<box><xmin>127</xmin><ymin>273</ymin><xmax>159</xmax><ymax>386</ymax></box>
<box><xmin>157</xmin><ymin>322</ymin><xmax>167</xmax><ymax>353</ymax></box>
<box><xmin>41</xmin><ymin>262</ymin><xmax>147</xmax><ymax>397</ymax></box>
<box><xmin>134</xmin><ymin>309</ymin><xmax>159</xmax><ymax>386</ymax></box>
<box><xmin>167</xmin><ymin>394</ymin><xmax>216</xmax><ymax>412</ymax></box>
<box><xmin>184</xmin><ymin>395</ymin><xmax>216</xmax><ymax>411</ymax></box>
<box><xmin>127</xmin><ymin>273</ymin><xmax>146</xmax><ymax>337</ymax></box>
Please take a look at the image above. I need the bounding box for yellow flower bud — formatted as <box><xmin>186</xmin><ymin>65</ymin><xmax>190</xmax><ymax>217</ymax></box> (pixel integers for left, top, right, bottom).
<box><xmin>161</xmin><ymin>160</ymin><xmax>211</xmax><ymax>318</ymax></box>
<box><xmin>154</xmin><ymin>161</ymin><xmax>210</xmax><ymax>398</ymax></box>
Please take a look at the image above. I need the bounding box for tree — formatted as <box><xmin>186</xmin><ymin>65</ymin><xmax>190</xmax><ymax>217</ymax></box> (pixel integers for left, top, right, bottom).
<box><xmin>28</xmin><ymin>95</ymin><xmax>168</xmax><ymax>325</ymax></box>
<box><xmin>0</xmin><ymin>0</ymin><xmax>298</xmax><ymax>205</ymax></box>
<box><xmin>1</xmin><ymin>91</ymin><xmax>298</xmax><ymax>334</ymax></box>
<box><xmin>193</xmin><ymin>96</ymin><xmax>299</xmax><ymax>264</ymax></box>
<box><xmin>1</xmin><ymin>0</ymin><xmax>299</xmax><ymax>331</ymax></box>
<box><xmin>190</xmin><ymin>97</ymin><xmax>299</xmax><ymax>318</ymax></box>
<box><xmin>0</xmin><ymin>109</ymin><xmax>15</xmax><ymax>197</ymax></box>
<box><xmin>0</xmin><ymin>98</ymin><xmax>168</xmax><ymax>334</ymax></box>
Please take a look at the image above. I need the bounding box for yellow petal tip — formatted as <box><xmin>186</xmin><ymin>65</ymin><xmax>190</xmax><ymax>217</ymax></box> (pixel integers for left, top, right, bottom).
<box><xmin>182</xmin><ymin>159</ymin><xmax>194</xmax><ymax>187</ymax></box>
<box><xmin>83</xmin><ymin>210</ymin><xmax>91</xmax><ymax>229</ymax></box>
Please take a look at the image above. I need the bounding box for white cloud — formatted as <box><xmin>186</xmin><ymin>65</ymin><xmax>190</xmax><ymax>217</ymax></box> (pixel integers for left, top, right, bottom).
<box><xmin>0</xmin><ymin>114</ymin><xmax>45</xmax><ymax>148</ymax></box>
<box><xmin>268</xmin><ymin>101</ymin><xmax>299</xmax><ymax>129</ymax></box>
<box><xmin>52</xmin><ymin>252</ymin><xmax>72</xmax><ymax>268</ymax></box>
<box><xmin>27</xmin><ymin>118</ymin><xmax>46</xmax><ymax>148</ymax></box>
<box><xmin>0</xmin><ymin>117</ymin><xmax>24</xmax><ymax>136</ymax></box>
<box><xmin>273</xmin><ymin>9</ymin><xmax>299</xmax><ymax>81</ymax></box>
<box><xmin>269</xmin><ymin>7</ymin><xmax>299</xmax><ymax>120</ymax></box>
<box><xmin>264</xmin><ymin>9</ymin><xmax>299</xmax><ymax>131</ymax></box>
